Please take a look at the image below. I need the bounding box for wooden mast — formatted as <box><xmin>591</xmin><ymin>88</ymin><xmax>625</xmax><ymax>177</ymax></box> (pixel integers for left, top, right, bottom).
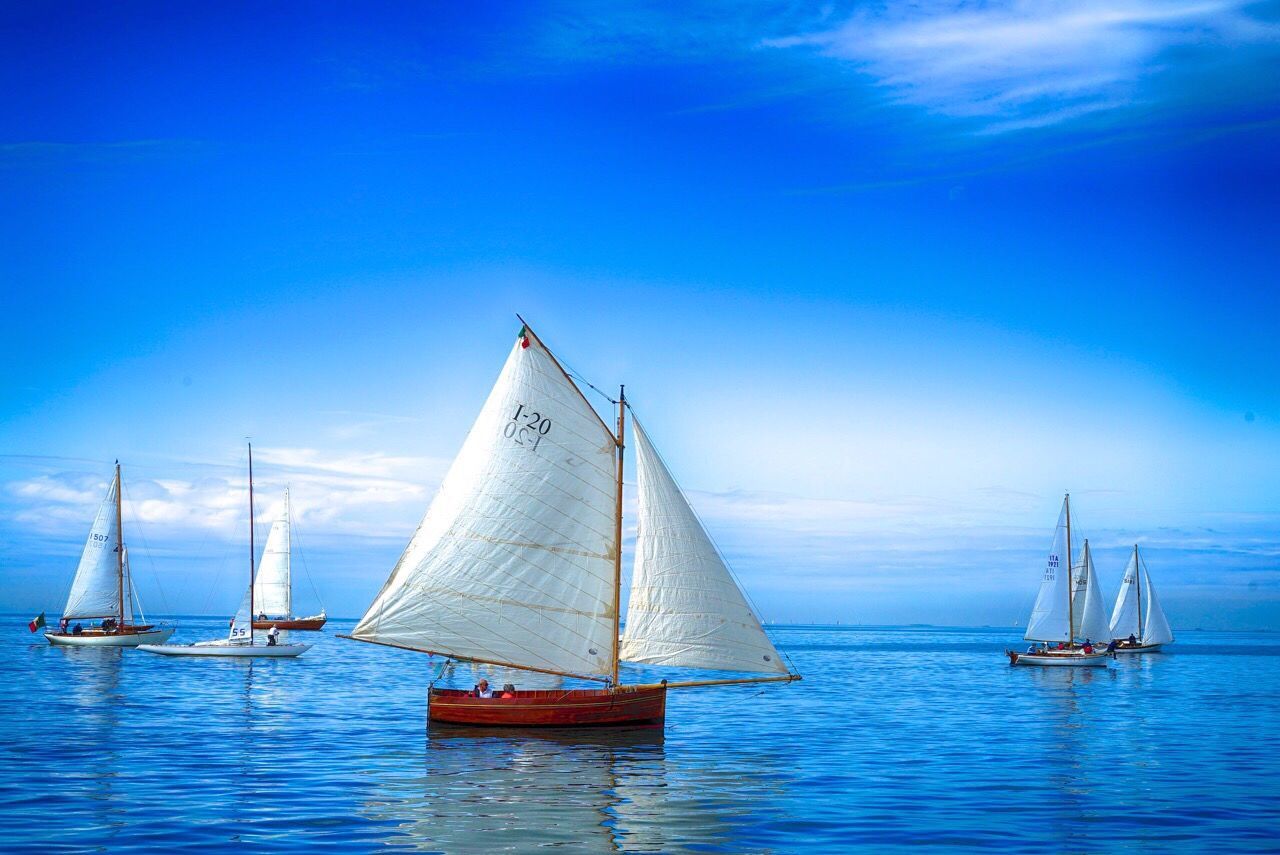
<box><xmin>248</xmin><ymin>442</ymin><xmax>256</xmax><ymax>646</ymax></box>
<box><xmin>1134</xmin><ymin>543</ymin><xmax>1143</xmax><ymax>642</ymax></box>
<box><xmin>611</xmin><ymin>385</ymin><xmax>626</xmax><ymax>688</ymax></box>
<box><xmin>1064</xmin><ymin>492</ymin><xmax>1074</xmax><ymax>649</ymax></box>
<box><xmin>115</xmin><ymin>461</ymin><xmax>125</xmax><ymax>629</ymax></box>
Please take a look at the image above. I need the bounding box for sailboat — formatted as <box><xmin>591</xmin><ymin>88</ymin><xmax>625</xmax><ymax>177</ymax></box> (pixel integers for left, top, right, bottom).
<box><xmin>1109</xmin><ymin>544</ymin><xmax>1173</xmax><ymax>653</ymax></box>
<box><xmin>342</xmin><ymin>322</ymin><xmax>800</xmax><ymax>727</ymax></box>
<box><xmin>139</xmin><ymin>443</ymin><xmax>311</xmax><ymax>658</ymax></box>
<box><xmin>1006</xmin><ymin>493</ymin><xmax>1112</xmax><ymax>666</ymax></box>
<box><xmin>249</xmin><ymin>489</ymin><xmax>327</xmax><ymax>630</ymax></box>
<box><xmin>44</xmin><ymin>463</ymin><xmax>175</xmax><ymax>647</ymax></box>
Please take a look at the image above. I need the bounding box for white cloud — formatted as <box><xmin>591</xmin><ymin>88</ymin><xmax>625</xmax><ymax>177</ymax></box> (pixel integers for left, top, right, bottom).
<box><xmin>762</xmin><ymin>0</ymin><xmax>1278</xmax><ymax>132</ymax></box>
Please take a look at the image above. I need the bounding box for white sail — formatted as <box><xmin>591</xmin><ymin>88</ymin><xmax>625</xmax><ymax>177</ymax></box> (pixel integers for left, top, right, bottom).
<box><xmin>1109</xmin><ymin>550</ymin><xmax>1141</xmax><ymax>640</ymax></box>
<box><xmin>350</xmin><ymin>329</ymin><xmax>620</xmax><ymax>678</ymax></box>
<box><xmin>253</xmin><ymin>490</ymin><xmax>291</xmax><ymax>618</ymax></box>
<box><xmin>620</xmin><ymin>420</ymin><xmax>787</xmax><ymax>674</ymax></box>
<box><xmin>1025</xmin><ymin>502</ymin><xmax>1071</xmax><ymax>642</ymax></box>
<box><xmin>63</xmin><ymin>473</ymin><xmax>122</xmax><ymax>620</ymax></box>
<box><xmin>228</xmin><ymin>585</ymin><xmax>254</xmax><ymax>644</ymax></box>
<box><xmin>1140</xmin><ymin>565</ymin><xmax>1174</xmax><ymax>645</ymax></box>
<box><xmin>1071</xmin><ymin>541</ymin><xmax>1111</xmax><ymax>643</ymax></box>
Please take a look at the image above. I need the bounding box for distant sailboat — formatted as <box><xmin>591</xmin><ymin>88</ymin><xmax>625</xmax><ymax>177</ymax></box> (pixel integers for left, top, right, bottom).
<box><xmin>140</xmin><ymin>443</ymin><xmax>311</xmax><ymax>658</ymax></box>
<box><xmin>1109</xmin><ymin>544</ymin><xmax>1173</xmax><ymax>653</ymax></box>
<box><xmin>1007</xmin><ymin>493</ymin><xmax>1111</xmax><ymax>667</ymax></box>
<box><xmin>249</xmin><ymin>489</ymin><xmax>326</xmax><ymax>630</ymax></box>
<box><xmin>343</xmin><ymin>321</ymin><xmax>800</xmax><ymax>727</ymax></box>
<box><xmin>44</xmin><ymin>463</ymin><xmax>175</xmax><ymax>647</ymax></box>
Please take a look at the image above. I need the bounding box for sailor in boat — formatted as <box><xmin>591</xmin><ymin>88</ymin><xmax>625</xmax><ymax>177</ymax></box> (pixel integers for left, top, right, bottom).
<box><xmin>72</xmin><ymin>622</ymin><xmax>83</xmax><ymax>636</ymax></box>
<box><xmin>267</xmin><ymin>625</ymin><xmax>281</xmax><ymax>647</ymax></box>
<box><xmin>473</xmin><ymin>680</ymin><xmax>494</xmax><ymax>698</ymax></box>
<box><xmin>501</xmin><ymin>684</ymin><xmax>516</xmax><ymax>699</ymax></box>
<box><xmin>1106</xmin><ymin>639</ymin><xmax>1117</xmax><ymax>654</ymax></box>
<box><xmin>1127</xmin><ymin>633</ymin><xmax>1137</xmax><ymax>647</ymax></box>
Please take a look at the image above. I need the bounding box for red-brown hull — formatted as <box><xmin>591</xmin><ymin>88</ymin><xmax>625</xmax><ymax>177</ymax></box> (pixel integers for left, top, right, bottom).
<box><xmin>252</xmin><ymin>617</ymin><xmax>327</xmax><ymax>630</ymax></box>
<box><xmin>428</xmin><ymin>686</ymin><xmax>667</xmax><ymax>728</ymax></box>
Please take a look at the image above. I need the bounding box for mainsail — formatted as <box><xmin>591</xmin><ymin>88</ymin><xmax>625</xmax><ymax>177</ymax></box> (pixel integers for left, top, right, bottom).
<box><xmin>1109</xmin><ymin>549</ymin><xmax>1141</xmax><ymax>640</ymax></box>
<box><xmin>350</xmin><ymin>329</ymin><xmax>620</xmax><ymax>678</ymax></box>
<box><xmin>620</xmin><ymin>419</ymin><xmax>787</xmax><ymax>674</ymax></box>
<box><xmin>1070</xmin><ymin>540</ymin><xmax>1110</xmax><ymax>643</ymax></box>
<box><xmin>253</xmin><ymin>490</ymin><xmax>291</xmax><ymax>618</ymax></box>
<box><xmin>1025</xmin><ymin>501</ymin><xmax>1071</xmax><ymax>642</ymax></box>
<box><xmin>228</xmin><ymin>586</ymin><xmax>254</xmax><ymax>645</ymax></box>
<box><xmin>63</xmin><ymin>473</ymin><xmax>122</xmax><ymax>620</ymax></box>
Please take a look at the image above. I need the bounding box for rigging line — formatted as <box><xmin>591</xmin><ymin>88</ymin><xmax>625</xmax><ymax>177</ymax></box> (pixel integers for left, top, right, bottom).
<box><xmin>120</xmin><ymin>477</ymin><xmax>173</xmax><ymax>618</ymax></box>
<box><xmin>288</xmin><ymin>492</ymin><xmax>324</xmax><ymax>610</ymax></box>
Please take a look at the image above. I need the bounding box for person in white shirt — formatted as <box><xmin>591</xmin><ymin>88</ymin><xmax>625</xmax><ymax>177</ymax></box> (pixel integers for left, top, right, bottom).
<box><xmin>267</xmin><ymin>625</ymin><xmax>280</xmax><ymax>647</ymax></box>
<box><xmin>474</xmin><ymin>679</ymin><xmax>493</xmax><ymax>698</ymax></box>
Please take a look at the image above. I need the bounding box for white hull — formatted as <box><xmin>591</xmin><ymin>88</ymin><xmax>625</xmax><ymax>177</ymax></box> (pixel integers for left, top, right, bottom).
<box><xmin>1112</xmin><ymin>643</ymin><xmax>1165</xmax><ymax>654</ymax></box>
<box><xmin>137</xmin><ymin>642</ymin><xmax>311</xmax><ymax>658</ymax></box>
<box><xmin>46</xmin><ymin>627</ymin><xmax>175</xmax><ymax>647</ymax></box>
<box><xmin>1008</xmin><ymin>650</ymin><xmax>1111</xmax><ymax>667</ymax></box>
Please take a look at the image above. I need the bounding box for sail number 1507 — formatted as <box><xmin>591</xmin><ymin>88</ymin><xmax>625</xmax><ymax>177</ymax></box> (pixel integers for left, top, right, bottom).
<box><xmin>505</xmin><ymin>404</ymin><xmax>551</xmax><ymax>451</ymax></box>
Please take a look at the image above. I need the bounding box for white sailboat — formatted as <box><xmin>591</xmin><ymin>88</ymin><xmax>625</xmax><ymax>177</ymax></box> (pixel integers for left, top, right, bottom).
<box><xmin>45</xmin><ymin>463</ymin><xmax>175</xmax><ymax>647</ymax></box>
<box><xmin>1109</xmin><ymin>544</ymin><xmax>1173</xmax><ymax>653</ymax></box>
<box><xmin>249</xmin><ymin>489</ymin><xmax>326</xmax><ymax>631</ymax></box>
<box><xmin>342</xmin><ymin>321</ymin><xmax>799</xmax><ymax>727</ymax></box>
<box><xmin>139</xmin><ymin>443</ymin><xmax>311</xmax><ymax>658</ymax></box>
<box><xmin>1007</xmin><ymin>493</ymin><xmax>1111</xmax><ymax>667</ymax></box>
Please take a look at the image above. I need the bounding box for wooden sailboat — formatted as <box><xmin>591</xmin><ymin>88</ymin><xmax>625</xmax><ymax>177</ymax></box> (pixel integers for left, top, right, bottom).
<box><xmin>1109</xmin><ymin>544</ymin><xmax>1173</xmax><ymax>653</ymax></box>
<box><xmin>249</xmin><ymin>488</ymin><xmax>327</xmax><ymax>630</ymax></box>
<box><xmin>139</xmin><ymin>443</ymin><xmax>311</xmax><ymax>658</ymax></box>
<box><xmin>342</xmin><ymin>322</ymin><xmax>800</xmax><ymax>727</ymax></box>
<box><xmin>1007</xmin><ymin>493</ymin><xmax>1112</xmax><ymax>667</ymax></box>
<box><xmin>45</xmin><ymin>463</ymin><xmax>175</xmax><ymax>647</ymax></box>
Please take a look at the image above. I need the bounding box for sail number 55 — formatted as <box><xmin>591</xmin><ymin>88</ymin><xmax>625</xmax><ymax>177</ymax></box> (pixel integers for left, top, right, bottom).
<box><xmin>505</xmin><ymin>404</ymin><xmax>551</xmax><ymax>451</ymax></box>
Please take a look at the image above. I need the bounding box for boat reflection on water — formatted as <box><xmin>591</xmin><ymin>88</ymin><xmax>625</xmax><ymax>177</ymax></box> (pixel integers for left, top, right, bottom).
<box><xmin>361</xmin><ymin>724</ymin><xmax>746</xmax><ymax>852</ymax></box>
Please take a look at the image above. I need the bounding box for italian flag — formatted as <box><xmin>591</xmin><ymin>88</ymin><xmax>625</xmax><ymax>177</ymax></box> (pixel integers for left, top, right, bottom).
<box><xmin>28</xmin><ymin>612</ymin><xmax>45</xmax><ymax>633</ymax></box>
<box><xmin>518</xmin><ymin>325</ymin><xmax>530</xmax><ymax>349</ymax></box>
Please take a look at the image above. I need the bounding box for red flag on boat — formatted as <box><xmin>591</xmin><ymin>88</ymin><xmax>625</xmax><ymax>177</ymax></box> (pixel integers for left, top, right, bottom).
<box><xmin>28</xmin><ymin>612</ymin><xmax>45</xmax><ymax>633</ymax></box>
<box><xmin>519</xmin><ymin>325</ymin><xmax>531</xmax><ymax>349</ymax></box>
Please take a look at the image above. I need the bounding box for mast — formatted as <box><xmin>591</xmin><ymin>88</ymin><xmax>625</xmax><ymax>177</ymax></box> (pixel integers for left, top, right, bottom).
<box><xmin>611</xmin><ymin>385</ymin><xmax>626</xmax><ymax>687</ymax></box>
<box><xmin>1134</xmin><ymin>543</ymin><xmax>1143</xmax><ymax>641</ymax></box>
<box><xmin>115</xmin><ymin>461</ymin><xmax>125</xmax><ymax>628</ymax></box>
<box><xmin>248</xmin><ymin>442</ymin><xmax>256</xmax><ymax>646</ymax></box>
<box><xmin>1064</xmin><ymin>492</ymin><xmax>1074</xmax><ymax>648</ymax></box>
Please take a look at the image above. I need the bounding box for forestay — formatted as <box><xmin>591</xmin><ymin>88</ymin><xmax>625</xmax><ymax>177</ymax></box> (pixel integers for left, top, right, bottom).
<box><xmin>1109</xmin><ymin>550</ymin><xmax>1141</xmax><ymax>640</ymax></box>
<box><xmin>620</xmin><ymin>419</ymin><xmax>787</xmax><ymax>674</ymax></box>
<box><xmin>350</xmin><ymin>329</ymin><xmax>620</xmax><ymax>678</ymax></box>
<box><xmin>1071</xmin><ymin>541</ymin><xmax>1111</xmax><ymax>643</ymax></box>
<box><xmin>63</xmin><ymin>474</ymin><xmax>122</xmax><ymax>620</ymax></box>
<box><xmin>1140</xmin><ymin>566</ymin><xmax>1174</xmax><ymax>645</ymax></box>
<box><xmin>253</xmin><ymin>490</ymin><xmax>291</xmax><ymax>618</ymax></box>
<box><xmin>1025</xmin><ymin>502</ymin><xmax>1071</xmax><ymax>642</ymax></box>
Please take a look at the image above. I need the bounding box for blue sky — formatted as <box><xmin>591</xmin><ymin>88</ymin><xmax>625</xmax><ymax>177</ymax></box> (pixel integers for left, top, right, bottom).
<box><xmin>2</xmin><ymin>1</ymin><xmax>1278</xmax><ymax>629</ymax></box>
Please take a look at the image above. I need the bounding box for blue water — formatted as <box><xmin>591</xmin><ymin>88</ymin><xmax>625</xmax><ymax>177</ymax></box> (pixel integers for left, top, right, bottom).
<box><xmin>5</xmin><ymin>620</ymin><xmax>1279</xmax><ymax>853</ymax></box>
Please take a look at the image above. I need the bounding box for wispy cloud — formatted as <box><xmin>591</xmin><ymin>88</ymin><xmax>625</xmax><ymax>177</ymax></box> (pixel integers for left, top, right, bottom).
<box><xmin>762</xmin><ymin>0</ymin><xmax>1279</xmax><ymax>132</ymax></box>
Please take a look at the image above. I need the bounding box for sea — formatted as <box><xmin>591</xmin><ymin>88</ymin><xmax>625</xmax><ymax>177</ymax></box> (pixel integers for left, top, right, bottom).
<box><xmin>4</xmin><ymin>620</ymin><xmax>1278</xmax><ymax>853</ymax></box>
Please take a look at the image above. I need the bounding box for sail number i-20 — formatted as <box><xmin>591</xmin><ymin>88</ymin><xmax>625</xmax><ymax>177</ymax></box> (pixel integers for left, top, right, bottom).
<box><xmin>505</xmin><ymin>404</ymin><xmax>552</xmax><ymax>451</ymax></box>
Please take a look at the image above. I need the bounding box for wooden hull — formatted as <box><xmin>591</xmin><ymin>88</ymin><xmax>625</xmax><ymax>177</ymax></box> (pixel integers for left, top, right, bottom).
<box><xmin>137</xmin><ymin>642</ymin><xmax>311</xmax><ymax>658</ymax></box>
<box><xmin>251</xmin><ymin>614</ymin><xmax>326</xmax><ymax>630</ymax></box>
<box><xmin>428</xmin><ymin>686</ymin><xmax>666</xmax><ymax>728</ymax></box>
<box><xmin>1007</xmin><ymin>650</ymin><xmax>1111</xmax><ymax>667</ymax></box>
<box><xmin>1112</xmin><ymin>642</ymin><xmax>1164</xmax><ymax>654</ymax></box>
<box><xmin>46</xmin><ymin>626</ymin><xmax>174</xmax><ymax>647</ymax></box>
